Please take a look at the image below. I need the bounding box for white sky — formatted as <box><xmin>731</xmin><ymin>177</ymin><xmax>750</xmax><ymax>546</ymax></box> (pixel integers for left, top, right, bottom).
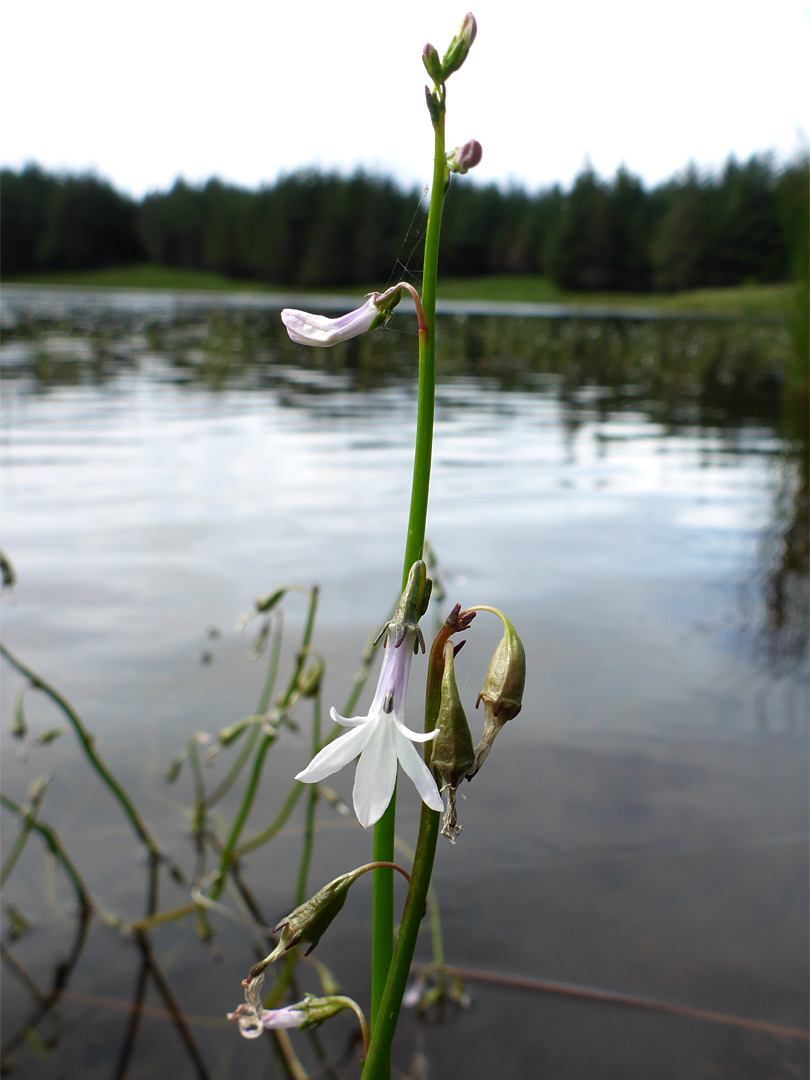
<box><xmin>2</xmin><ymin>0</ymin><xmax>808</xmax><ymax>198</ymax></box>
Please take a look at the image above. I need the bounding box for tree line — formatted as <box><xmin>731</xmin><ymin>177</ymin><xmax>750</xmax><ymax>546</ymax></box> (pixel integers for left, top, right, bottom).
<box><xmin>2</xmin><ymin>153</ymin><xmax>806</xmax><ymax>292</ymax></box>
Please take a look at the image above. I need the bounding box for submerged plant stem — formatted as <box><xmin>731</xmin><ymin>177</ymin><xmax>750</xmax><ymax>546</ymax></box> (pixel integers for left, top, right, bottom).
<box><xmin>0</xmin><ymin>793</ymin><xmax>91</xmax><ymax>915</ymax></box>
<box><xmin>0</xmin><ymin>643</ymin><xmax>167</xmax><ymax>868</ymax></box>
<box><xmin>212</xmin><ymin>587</ymin><xmax>319</xmax><ymax>898</ymax></box>
<box><xmin>205</xmin><ymin>617</ymin><xmax>283</xmax><ymax>809</ymax></box>
<box><xmin>295</xmin><ymin>691</ymin><xmax>322</xmax><ymax>906</ymax></box>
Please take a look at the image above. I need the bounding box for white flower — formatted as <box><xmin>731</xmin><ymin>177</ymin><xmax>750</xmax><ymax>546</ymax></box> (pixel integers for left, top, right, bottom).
<box><xmin>227</xmin><ymin>1002</ymin><xmax>305</xmax><ymax>1039</ymax></box>
<box><xmin>281</xmin><ymin>296</ymin><xmax>379</xmax><ymax>347</ymax></box>
<box><xmin>281</xmin><ymin>282</ymin><xmax>427</xmax><ymax>347</ymax></box>
<box><xmin>295</xmin><ymin>629</ymin><xmax>443</xmax><ymax>828</ymax></box>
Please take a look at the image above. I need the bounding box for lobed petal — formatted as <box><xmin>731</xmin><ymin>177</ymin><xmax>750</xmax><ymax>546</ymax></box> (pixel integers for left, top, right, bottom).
<box><xmin>353</xmin><ymin>718</ymin><xmax>398</xmax><ymax>828</ymax></box>
<box><xmin>295</xmin><ymin>723</ymin><xmax>373</xmax><ymax>785</ymax></box>
<box><xmin>394</xmin><ymin>729</ymin><xmax>444</xmax><ymax>813</ymax></box>
<box><xmin>392</xmin><ymin>714</ymin><xmax>440</xmax><ymax>743</ymax></box>
<box><xmin>329</xmin><ymin>705</ymin><xmax>370</xmax><ymax>728</ymax></box>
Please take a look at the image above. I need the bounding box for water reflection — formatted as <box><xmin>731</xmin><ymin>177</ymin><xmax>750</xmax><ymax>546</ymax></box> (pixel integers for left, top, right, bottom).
<box><xmin>1</xmin><ymin>289</ymin><xmax>807</xmax><ymax>1079</ymax></box>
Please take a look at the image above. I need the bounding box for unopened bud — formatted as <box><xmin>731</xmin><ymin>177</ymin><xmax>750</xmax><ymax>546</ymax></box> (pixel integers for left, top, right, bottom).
<box><xmin>217</xmin><ymin>716</ymin><xmax>254</xmax><ymax>746</ymax></box>
<box><xmin>422</xmin><ymin>42</ymin><xmax>442</xmax><ymax>85</ymax></box>
<box><xmin>469</xmin><ymin>607</ymin><xmax>525</xmax><ymax>777</ymax></box>
<box><xmin>431</xmin><ymin>642</ymin><xmax>475</xmax><ymax>842</ymax></box>
<box><xmin>270</xmin><ymin>870</ymin><xmax>356</xmax><ymax>959</ymax></box>
<box><xmin>254</xmin><ymin>587</ymin><xmax>290</xmax><ymax>614</ymax></box>
<box><xmin>425</xmin><ymin>86</ymin><xmax>442</xmax><ymax>126</ymax></box>
<box><xmin>441</xmin><ymin>12</ymin><xmax>477</xmax><ymax>80</ymax></box>
<box><xmin>247</xmin><ymin>864</ymin><xmax>372</xmax><ymax>982</ymax></box>
<box><xmin>297</xmin><ymin>655</ymin><xmax>325</xmax><ymax>698</ymax></box>
<box><xmin>165</xmin><ymin>752</ymin><xmax>185</xmax><ymax>783</ymax></box>
<box><xmin>447</xmin><ymin>139</ymin><xmax>483</xmax><ymax>175</ymax></box>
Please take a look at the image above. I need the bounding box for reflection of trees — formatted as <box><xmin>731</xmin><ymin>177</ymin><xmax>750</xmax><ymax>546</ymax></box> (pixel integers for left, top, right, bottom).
<box><xmin>3</xmin><ymin>298</ymin><xmax>806</xmax><ymax>677</ymax></box>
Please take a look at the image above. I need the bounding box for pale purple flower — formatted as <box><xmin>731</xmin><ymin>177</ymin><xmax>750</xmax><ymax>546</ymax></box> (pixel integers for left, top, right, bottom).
<box><xmin>295</xmin><ymin>628</ymin><xmax>443</xmax><ymax>828</ymax></box>
<box><xmin>227</xmin><ymin>1002</ymin><xmax>304</xmax><ymax>1039</ymax></box>
<box><xmin>281</xmin><ymin>296</ymin><xmax>379</xmax><ymax>347</ymax></box>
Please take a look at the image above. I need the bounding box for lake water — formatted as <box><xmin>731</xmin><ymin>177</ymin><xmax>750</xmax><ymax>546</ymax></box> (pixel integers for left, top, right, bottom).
<box><xmin>1</xmin><ymin>287</ymin><xmax>807</xmax><ymax>1079</ymax></box>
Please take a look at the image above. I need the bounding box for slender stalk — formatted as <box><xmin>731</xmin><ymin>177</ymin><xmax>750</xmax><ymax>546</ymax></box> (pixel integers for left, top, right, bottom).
<box><xmin>295</xmin><ymin>691</ymin><xmax>322</xmax><ymax>906</ymax></box>
<box><xmin>0</xmin><ymin>905</ymin><xmax>92</xmax><ymax>1066</ymax></box>
<box><xmin>0</xmin><ymin>783</ymin><xmax>47</xmax><ymax>887</ymax></box>
<box><xmin>0</xmin><ymin>793</ymin><xmax>91</xmax><ymax>915</ymax></box>
<box><xmin>370</xmin><ymin>98</ymin><xmax>447</xmax><ymax>1035</ymax></box>
<box><xmin>0</xmin><ymin>642</ymin><xmax>167</xmax><ymax>867</ymax></box>
<box><xmin>237</xmin><ymin>782</ymin><xmax>304</xmax><ymax>857</ymax></box>
<box><xmin>363</xmin><ymin>609</ymin><xmax>467</xmax><ymax>1078</ymax></box>
<box><xmin>205</xmin><ymin>615</ymin><xmax>283</xmax><ymax>809</ymax></box>
<box><xmin>365</xmin><ymin>807</ymin><xmax>439</xmax><ymax>1078</ymax></box>
<box><xmin>212</xmin><ymin>587</ymin><xmax>319</xmax><ymax>897</ymax></box>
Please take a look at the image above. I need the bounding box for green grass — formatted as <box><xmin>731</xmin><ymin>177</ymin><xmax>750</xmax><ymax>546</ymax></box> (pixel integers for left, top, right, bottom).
<box><xmin>2</xmin><ymin>264</ymin><xmax>272</xmax><ymax>293</ymax></box>
<box><xmin>2</xmin><ymin>264</ymin><xmax>794</xmax><ymax>317</ymax></box>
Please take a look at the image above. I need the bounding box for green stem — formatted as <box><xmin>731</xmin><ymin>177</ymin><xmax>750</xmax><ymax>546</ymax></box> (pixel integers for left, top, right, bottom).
<box><xmin>236</xmin><ymin>782</ymin><xmax>304</xmax><ymax>857</ymax></box>
<box><xmin>205</xmin><ymin>616</ymin><xmax>283</xmax><ymax>809</ymax></box>
<box><xmin>295</xmin><ymin>691</ymin><xmax>322</xmax><ymax>906</ymax></box>
<box><xmin>236</xmin><ymin>639</ymin><xmax>379</xmax><ymax>858</ymax></box>
<box><xmin>0</xmin><ymin>642</ymin><xmax>167</xmax><ymax>868</ymax></box>
<box><xmin>363</xmin><ymin>609</ymin><xmax>464</xmax><ymax>1078</ymax></box>
<box><xmin>0</xmin><ymin>783</ymin><xmax>47</xmax><ymax>887</ymax></box>
<box><xmin>370</xmin><ymin>106</ymin><xmax>446</xmax><ymax>1033</ymax></box>
<box><xmin>212</xmin><ymin>587</ymin><xmax>319</xmax><ymax>898</ymax></box>
<box><xmin>0</xmin><ymin>793</ymin><xmax>91</xmax><ymax>915</ymax></box>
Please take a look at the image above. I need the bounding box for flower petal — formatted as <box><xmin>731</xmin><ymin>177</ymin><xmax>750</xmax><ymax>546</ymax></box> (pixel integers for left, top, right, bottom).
<box><xmin>329</xmin><ymin>705</ymin><xmax>370</xmax><ymax>729</ymax></box>
<box><xmin>394</xmin><ymin>729</ymin><xmax>444</xmax><ymax>813</ymax></box>
<box><xmin>353</xmin><ymin>718</ymin><xmax>397</xmax><ymax>828</ymax></box>
<box><xmin>281</xmin><ymin>297</ymin><xmax>378</xmax><ymax>347</ymax></box>
<box><xmin>392</xmin><ymin>714</ymin><xmax>440</xmax><ymax>743</ymax></box>
<box><xmin>295</xmin><ymin>723</ymin><xmax>373</xmax><ymax>784</ymax></box>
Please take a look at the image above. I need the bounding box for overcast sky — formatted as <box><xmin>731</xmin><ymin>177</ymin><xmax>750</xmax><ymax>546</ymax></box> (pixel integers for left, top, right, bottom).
<box><xmin>3</xmin><ymin>0</ymin><xmax>808</xmax><ymax>198</ymax></box>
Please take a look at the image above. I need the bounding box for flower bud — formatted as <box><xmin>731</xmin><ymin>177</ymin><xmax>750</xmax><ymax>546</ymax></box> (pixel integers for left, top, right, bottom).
<box><xmin>254</xmin><ymin>587</ymin><xmax>290</xmax><ymax>614</ymax></box>
<box><xmin>469</xmin><ymin>607</ymin><xmax>525</xmax><ymax>777</ymax></box>
<box><xmin>440</xmin><ymin>12</ymin><xmax>477</xmax><ymax>80</ymax></box>
<box><xmin>431</xmin><ymin>642</ymin><xmax>475</xmax><ymax>842</ymax></box>
<box><xmin>447</xmin><ymin>139</ymin><xmax>483</xmax><ymax>175</ymax></box>
<box><xmin>422</xmin><ymin>42</ymin><xmax>442</xmax><ymax>85</ymax></box>
<box><xmin>297</xmin><ymin>654</ymin><xmax>325</xmax><ymax>698</ymax></box>
<box><xmin>424</xmin><ymin>86</ymin><xmax>442</xmax><ymax>126</ymax></box>
<box><xmin>164</xmin><ymin>751</ymin><xmax>184</xmax><ymax>783</ymax></box>
<box><xmin>269</xmin><ymin>869</ymin><xmax>359</xmax><ymax>959</ymax></box>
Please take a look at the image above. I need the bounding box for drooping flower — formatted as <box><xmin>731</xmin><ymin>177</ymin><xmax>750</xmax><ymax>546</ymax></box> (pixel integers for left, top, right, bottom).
<box><xmin>227</xmin><ymin>1002</ymin><xmax>306</xmax><ymax>1039</ymax></box>
<box><xmin>281</xmin><ymin>282</ymin><xmax>427</xmax><ymax>347</ymax></box>
<box><xmin>281</xmin><ymin>296</ymin><xmax>380</xmax><ymax>347</ymax></box>
<box><xmin>295</xmin><ymin>628</ymin><xmax>443</xmax><ymax>828</ymax></box>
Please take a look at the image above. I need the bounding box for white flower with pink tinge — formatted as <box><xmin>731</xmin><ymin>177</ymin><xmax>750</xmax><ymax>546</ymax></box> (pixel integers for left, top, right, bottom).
<box><xmin>281</xmin><ymin>296</ymin><xmax>380</xmax><ymax>347</ymax></box>
<box><xmin>281</xmin><ymin>282</ymin><xmax>426</xmax><ymax>348</ymax></box>
<box><xmin>295</xmin><ymin>627</ymin><xmax>443</xmax><ymax>828</ymax></box>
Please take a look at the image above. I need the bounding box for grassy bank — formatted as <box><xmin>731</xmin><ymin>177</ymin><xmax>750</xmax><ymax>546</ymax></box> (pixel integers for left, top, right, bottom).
<box><xmin>2</xmin><ymin>264</ymin><xmax>795</xmax><ymax>317</ymax></box>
